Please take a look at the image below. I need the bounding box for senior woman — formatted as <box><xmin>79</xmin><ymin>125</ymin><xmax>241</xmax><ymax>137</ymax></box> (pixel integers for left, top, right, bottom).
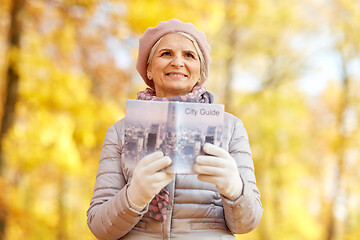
<box><xmin>87</xmin><ymin>19</ymin><xmax>263</xmax><ymax>240</ymax></box>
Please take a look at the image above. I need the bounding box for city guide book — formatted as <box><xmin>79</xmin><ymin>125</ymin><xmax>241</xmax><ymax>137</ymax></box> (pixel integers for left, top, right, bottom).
<box><xmin>124</xmin><ymin>99</ymin><xmax>224</xmax><ymax>174</ymax></box>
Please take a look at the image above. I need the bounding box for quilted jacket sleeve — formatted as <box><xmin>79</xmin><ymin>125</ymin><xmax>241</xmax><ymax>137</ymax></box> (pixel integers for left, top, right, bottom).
<box><xmin>86</xmin><ymin>121</ymin><xmax>147</xmax><ymax>240</ymax></box>
<box><xmin>222</xmin><ymin>115</ymin><xmax>263</xmax><ymax>234</ymax></box>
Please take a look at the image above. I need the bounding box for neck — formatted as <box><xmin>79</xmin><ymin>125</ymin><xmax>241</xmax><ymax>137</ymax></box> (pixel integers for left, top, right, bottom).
<box><xmin>155</xmin><ymin>84</ymin><xmax>200</xmax><ymax>97</ymax></box>
<box><xmin>155</xmin><ymin>90</ymin><xmax>191</xmax><ymax>98</ymax></box>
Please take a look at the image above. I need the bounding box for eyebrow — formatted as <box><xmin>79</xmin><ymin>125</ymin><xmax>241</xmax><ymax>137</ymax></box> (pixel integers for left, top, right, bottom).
<box><xmin>158</xmin><ymin>48</ymin><xmax>198</xmax><ymax>56</ymax></box>
<box><xmin>158</xmin><ymin>48</ymin><xmax>172</xmax><ymax>53</ymax></box>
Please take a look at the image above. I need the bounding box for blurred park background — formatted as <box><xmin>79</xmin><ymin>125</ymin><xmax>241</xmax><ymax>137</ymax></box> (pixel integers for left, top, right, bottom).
<box><xmin>0</xmin><ymin>0</ymin><xmax>359</xmax><ymax>239</ymax></box>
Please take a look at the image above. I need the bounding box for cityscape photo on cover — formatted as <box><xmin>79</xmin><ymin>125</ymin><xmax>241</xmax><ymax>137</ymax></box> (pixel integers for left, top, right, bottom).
<box><xmin>124</xmin><ymin>100</ymin><xmax>224</xmax><ymax>174</ymax></box>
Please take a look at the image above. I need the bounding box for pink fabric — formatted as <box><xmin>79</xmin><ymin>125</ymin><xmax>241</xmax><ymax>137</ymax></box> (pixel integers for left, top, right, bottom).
<box><xmin>136</xmin><ymin>18</ymin><xmax>211</xmax><ymax>88</ymax></box>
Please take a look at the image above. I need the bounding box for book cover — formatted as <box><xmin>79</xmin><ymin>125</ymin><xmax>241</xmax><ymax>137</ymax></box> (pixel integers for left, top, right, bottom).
<box><xmin>124</xmin><ymin>99</ymin><xmax>224</xmax><ymax>174</ymax></box>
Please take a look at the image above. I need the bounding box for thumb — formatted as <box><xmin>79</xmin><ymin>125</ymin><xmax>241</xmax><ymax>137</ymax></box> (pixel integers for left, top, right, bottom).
<box><xmin>138</xmin><ymin>151</ymin><xmax>164</xmax><ymax>167</ymax></box>
<box><xmin>203</xmin><ymin>143</ymin><xmax>230</xmax><ymax>159</ymax></box>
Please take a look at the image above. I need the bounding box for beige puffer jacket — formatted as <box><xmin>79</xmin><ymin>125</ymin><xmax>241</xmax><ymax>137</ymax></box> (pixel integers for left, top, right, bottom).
<box><xmin>87</xmin><ymin>112</ymin><xmax>263</xmax><ymax>240</ymax></box>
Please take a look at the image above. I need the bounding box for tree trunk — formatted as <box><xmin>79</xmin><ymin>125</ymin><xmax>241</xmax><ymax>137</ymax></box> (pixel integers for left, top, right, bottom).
<box><xmin>0</xmin><ymin>0</ymin><xmax>25</xmax><ymax>238</ymax></box>
<box><xmin>223</xmin><ymin>32</ymin><xmax>236</xmax><ymax>112</ymax></box>
<box><xmin>57</xmin><ymin>176</ymin><xmax>67</xmax><ymax>240</ymax></box>
<box><xmin>222</xmin><ymin>0</ymin><xmax>237</xmax><ymax>112</ymax></box>
<box><xmin>325</xmin><ymin>53</ymin><xmax>350</xmax><ymax>240</ymax></box>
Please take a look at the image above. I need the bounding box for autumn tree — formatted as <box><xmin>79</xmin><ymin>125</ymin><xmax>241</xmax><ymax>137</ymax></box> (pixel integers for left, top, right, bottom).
<box><xmin>0</xmin><ymin>0</ymin><xmax>359</xmax><ymax>239</ymax></box>
<box><xmin>319</xmin><ymin>1</ymin><xmax>360</xmax><ymax>239</ymax></box>
<box><xmin>0</xmin><ymin>0</ymin><xmax>127</xmax><ymax>239</ymax></box>
<box><xmin>0</xmin><ymin>0</ymin><xmax>25</xmax><ymax>239</ymax></box>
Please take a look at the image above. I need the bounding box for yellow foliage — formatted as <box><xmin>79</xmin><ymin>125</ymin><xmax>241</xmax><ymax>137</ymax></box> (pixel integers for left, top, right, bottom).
<box><xmin>0</xmin><ymin>0</ymin><xmax>359</xmax><ymax>239</ymax></box>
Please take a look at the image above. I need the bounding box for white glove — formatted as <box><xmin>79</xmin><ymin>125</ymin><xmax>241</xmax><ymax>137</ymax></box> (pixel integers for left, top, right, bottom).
<box><xmin>194</xmin><ymin>143</ymin><xmax>243</xmax><ymax>201</ymax></box>
<box><xmin>127</xmin><ymin>151</ymin><xmax>174</xmax><ymax>211</ymax></box>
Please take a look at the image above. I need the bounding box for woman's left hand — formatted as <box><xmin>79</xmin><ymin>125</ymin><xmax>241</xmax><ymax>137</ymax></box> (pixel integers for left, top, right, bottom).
<box><xmin>194</xmin><ymin>143</ymin><xmax>243</xmax><ymax>201</ymax></box>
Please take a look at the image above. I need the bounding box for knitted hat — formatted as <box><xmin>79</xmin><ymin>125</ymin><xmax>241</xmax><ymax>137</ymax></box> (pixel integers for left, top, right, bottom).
<box><xmin>136</xmin><ymin>19</ymin><xmax>211</xmax><ymax>88</ymax></box>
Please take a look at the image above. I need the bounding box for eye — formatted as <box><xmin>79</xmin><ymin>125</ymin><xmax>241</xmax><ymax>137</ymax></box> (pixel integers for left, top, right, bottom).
<box><xmin>185</xmin><ymin>52</ymin><xmax>195</xmax><ymax>59</ymax></box>
<box><xmin>160</xmin><ymin>51</ymin><xmax>171</xmax><ymax>57</ymax></box>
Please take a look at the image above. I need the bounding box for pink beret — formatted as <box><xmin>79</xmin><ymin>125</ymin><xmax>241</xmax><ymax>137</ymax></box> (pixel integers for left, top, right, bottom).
<box><xmin>136</xmin><ymin>18</ymin><xmax>211</xmax><ymax>88</ymax></box>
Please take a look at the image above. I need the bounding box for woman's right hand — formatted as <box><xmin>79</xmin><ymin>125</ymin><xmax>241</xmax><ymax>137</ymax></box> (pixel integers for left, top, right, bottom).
<box><xmin>127</xmin><ymin>151</ymin><xmax>174</xmax><ymax>211</ymax></box>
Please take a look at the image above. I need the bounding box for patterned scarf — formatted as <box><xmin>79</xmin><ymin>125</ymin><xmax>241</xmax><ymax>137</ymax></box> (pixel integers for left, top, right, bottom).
<box><xmin>136</xmin><ymin>85</ymin><xmax>214</xmax><ymax>104</ymax></box>
<box><xmin>136</xmin><ymin>85</ymin><xmax>214</xmax><ymax>224</ymax></box>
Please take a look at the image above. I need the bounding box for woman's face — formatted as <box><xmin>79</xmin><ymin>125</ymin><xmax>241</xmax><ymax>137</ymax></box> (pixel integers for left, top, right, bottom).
<box><xmin>147</xmin><ymin>33</ymin><xmax>201</xmax><ymax>97</ymax></box>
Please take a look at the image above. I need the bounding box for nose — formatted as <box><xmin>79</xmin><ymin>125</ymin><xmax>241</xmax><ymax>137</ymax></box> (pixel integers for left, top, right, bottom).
<box><xmin>171</xmin><ymin>55</ymin><xmax>184</xmax><ymax>67</ymax></box>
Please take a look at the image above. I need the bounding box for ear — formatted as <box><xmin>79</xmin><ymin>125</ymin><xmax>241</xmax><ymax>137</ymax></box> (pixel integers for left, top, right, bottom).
<box><xmin>196</xmin><ymin>78</ymin><xmax>201</xmax><ymax>86</ymax></box>
<box><xmin>147</xmin><ymin>69</ymin><xmax>152</xmax><ymax>80</ymax></box>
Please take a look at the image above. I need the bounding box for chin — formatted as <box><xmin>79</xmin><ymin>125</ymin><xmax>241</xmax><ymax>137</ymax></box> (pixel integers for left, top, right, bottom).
<box><xmin>168</xmin><ymin>86</ymin><xmax>192</xmax><ymax>94</ymax></box>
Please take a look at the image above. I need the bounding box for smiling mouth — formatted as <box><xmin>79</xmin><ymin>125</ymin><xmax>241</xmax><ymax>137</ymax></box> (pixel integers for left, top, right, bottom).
<box><xmin>166</xmin><ymin>73</ymin><xmax>188</xmax><ymax>78</ymax></box>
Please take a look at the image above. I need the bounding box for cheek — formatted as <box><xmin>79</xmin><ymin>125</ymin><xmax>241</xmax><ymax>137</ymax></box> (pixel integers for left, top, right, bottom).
<box><xmin>153</xmin><ymin>63</ymin><xmax>169</xmax><ymax>77</ymax></box>
<box><xmin>191</xmin><ymin>63</ymin><xmax>201</xmax><ymax>77</ymax></box>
